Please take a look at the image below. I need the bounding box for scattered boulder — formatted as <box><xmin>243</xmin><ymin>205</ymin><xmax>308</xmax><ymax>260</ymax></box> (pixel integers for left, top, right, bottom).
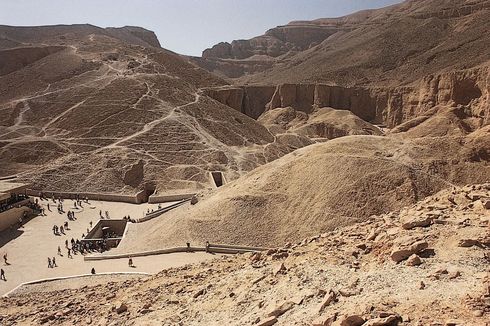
<box><xmin>318</xmin><ymin>290</ymin><xmax>336</xmax><ymax>313</ymax></box>
<box><xmin>193</xmin><ymin>288</ymin><xmax>206</xmax><ymax>298</ymax></box>
<box><xmin>458</xmin><ymin>239</ymin><xmax>480</xmax><ymax>247</ymax></box>
<box><xmin>62</xmin><ymin>308</ymin><xmax>73</xmax><ymax>316</ymax></box>
<box><xmin>273</xmin><ymin>262</ymin><xmax>287</xmax><ymax>275</ymax></box>
<box><xmin>257</xmin><ymin>316</ymin><xmax>278</xmax><ymax>326</ymax></box>
<box><xmin>444</xmin><ymin>320</ymin><xmax>463</xmax><ymax>326</ymax></box>
<box><xmin>251</xmin><ymin>252</ymin><xmax>262</xmax><ymax>262</ymax></box>
<box><xmin>338</xmin><ymin>289</ymin><xmax>359</xmax><ymax>297</ymax></box>
<box><xmin>190</xmin><ymin>195</ymin><xmax>199</xmax><ymax>205</ymax></box>
<box><xmin>338</xmin><ymin>314</ymin><xmax>365</xmax><ymax>326</ymax></box>
<box><xmin>483</xmin><ymin>200</ymin><xmax>490</xmax><ymax>209</ymax></box>
<box><xmin>400</xmin><ymin>214</ymin><xmax>433</xmax><ymax>229</ymax></box>
<box><xmin>390</xmin><ymin>240</ymin><xmax>429</xmax><ymax>263</ymax></box>
<box><xmin>405</xmin><ymin>254</ymin><xmax>422</xmax><ymax>266</ymax></box>
<box><xmin>312</xmin><ymin>315</ymin><xmax>336</xmax><ymax>326</ymax></box>
<box><xmin>252</xmin><ymin>274</ymin><xmax>267</xmax><ymax>285</ymax></box>
<box><xmin>364</xmin><ymin>314</ymin><xmax>400</xmax><ymax>325</ymax></box>
<box><xmin>115</xmin><ymin>302</ymin><xmax>127</xmax><ymax>314</ymax></box>
<box><xmin>448</xmin><ymin>271</ymin><xmax>461</xmax><ymax>279</ymax></box>
<box><xmin>106</xmin><ymin>294</ymin><xmax>116</xmax><ymax>300</ymax></box>
<box><xmin>366</xmin><ymin>229</ymin><xmax>378</xmax><ymax>241</ymax></box>
<box><xmin>267</xmin><ymin>301</ymin><xmax>295</xmax><ymax>317</ymax></box>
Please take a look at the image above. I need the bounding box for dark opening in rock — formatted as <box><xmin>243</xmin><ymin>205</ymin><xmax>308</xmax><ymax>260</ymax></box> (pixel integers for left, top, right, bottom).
<box><xmin>211</xmin><ymin>171</ymin><xmax>224</xmax><ymax>187</ymax></box>
<box><xmin>453</xmin><ymin>79</ymin><xmax>482</xmax><ymax>105</ymax></box>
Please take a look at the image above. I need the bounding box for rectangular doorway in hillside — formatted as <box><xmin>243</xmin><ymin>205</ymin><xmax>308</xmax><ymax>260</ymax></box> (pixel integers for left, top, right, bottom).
<box><xmin>211</xmin><ymin>171</ymin><xmax>224</xmax><ymax>187</ymax></box>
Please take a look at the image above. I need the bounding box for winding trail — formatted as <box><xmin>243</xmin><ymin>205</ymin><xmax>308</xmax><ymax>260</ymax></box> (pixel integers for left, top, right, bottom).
<box><xmin>95</xmin><ymin>90</ymin><xmax>202</xmax><ymax>152</ymax></box>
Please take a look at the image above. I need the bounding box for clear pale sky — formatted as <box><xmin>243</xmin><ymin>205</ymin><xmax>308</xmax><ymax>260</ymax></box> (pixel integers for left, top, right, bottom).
<box><xmin>0</xmin><ymin>0</ymin><xmax>403</xmax><ymax>56</ymax></box>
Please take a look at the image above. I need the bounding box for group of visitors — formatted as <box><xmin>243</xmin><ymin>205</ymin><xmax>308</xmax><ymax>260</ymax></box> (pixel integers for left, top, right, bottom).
<box><xmin>47</xmin><ymin>256</ymin><xmax>57</xmax><ymax>268</ymax></box>
<box><xmin>0</xmin><ymin>254</ymin><xmax>7</xmax><ymax>281</ymax></box>
<box><xmin>99</xmin><ymin>210</ymin><xmax>110</xmax><ymax>219</ymax></box>
<box><xmin>66</xmin><ymin>237</ymin><xmax>108</xmax><ymax>255</ymax></box>
<box><xmin>67</xmin><ymin>210</ymin><xmax>76</xmax><ymax>220</ymax></box>
<box><xmin>52</xmin><ymin>224</ymin><xmax>66</xmax><ymax>235</ymax></box>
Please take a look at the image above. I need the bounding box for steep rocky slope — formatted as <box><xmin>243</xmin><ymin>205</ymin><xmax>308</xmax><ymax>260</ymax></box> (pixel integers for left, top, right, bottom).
<box><xmin>1</xmin><ymin>184</ymin><xmax>488</xmax><ymax>325</ymax></box>
<box><xmin>0</xmin><ymin>25</ymin><xmax>311</xmax><ymax>196</ymax></box>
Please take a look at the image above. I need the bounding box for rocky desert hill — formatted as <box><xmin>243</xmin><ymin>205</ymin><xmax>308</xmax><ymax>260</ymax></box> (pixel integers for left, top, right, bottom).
<box><xmin>195</xmin><ymin>0</ymin><xmax>490</xmax><ymax>131</ymax></box>
<box><xmin>1</xmin><ymin>184</ymin><xmax>488</xmax><ymax>325</ymax></box>
<box><xmin>192</xmin><ymin>0</ymin><xmax>490</xmax><ymax>86</ymax></box>
<box><xmin>0</xmin><ymin>25</ymin><xmax>314</xmax><ymax>196</ymax></box>
<box><xmin>114</xmin><ymin>126</ymin><xmax>490</xmax><ymax>251</ymax></box>
<box><xmin>0</xmin><ymin>0</ymin><xmax>489</xmax><ymax>324</ymax></box>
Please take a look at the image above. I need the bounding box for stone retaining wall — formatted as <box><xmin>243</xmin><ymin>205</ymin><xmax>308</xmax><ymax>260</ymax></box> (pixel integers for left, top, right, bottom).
<box><xmin>84</xmin><ymin>244</ymin><xmax>270</xmax><ymax>261</ymax></box>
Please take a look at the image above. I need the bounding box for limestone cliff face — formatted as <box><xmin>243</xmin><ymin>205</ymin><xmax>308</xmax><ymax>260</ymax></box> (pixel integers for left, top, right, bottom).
<box><xmin>188</xmin><ymin>56</ymin><xmax>275</xmax><ymax>79</ymax></box>
<box><xmin>204</xmin><ymin>84</ymin><xmax>382</xmax><ymax>123</ymax></box>
<box><xmin>384</xmin><ymin>66</ymin><xmax>490</xmax><ymax>127</ymax></box>
<box><xmin>203</xmin><ymin>86</ymin><xmax>276</xmax><ymax>119</ymax></box>
<box><xmin>106</xmin><ymin>26</ymin><xmax>161</xmax><ymax>48</ymax></box>
<box><xmin>202</xmin><ymin>24</ymin><xmax>344</xmax><ymax>60</ymax></box>
<box><xmin>205</xmin><ymin>66</ymin><xmax>490</xmax><ymax>128</ymax></box>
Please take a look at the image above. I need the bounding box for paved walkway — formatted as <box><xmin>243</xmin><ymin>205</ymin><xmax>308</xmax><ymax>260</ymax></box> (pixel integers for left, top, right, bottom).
<box><xmin>0</xmin><ymin>198</ymin><xmax>218</xmax><ymax>296</ymax></box>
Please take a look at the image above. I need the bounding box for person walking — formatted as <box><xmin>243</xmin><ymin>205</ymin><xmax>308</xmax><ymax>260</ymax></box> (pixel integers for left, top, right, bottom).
<box><xmin>0</xmin><ymin>269</ymin><xmax>5</xmax><ymax>281</ymax></box>
<box><xmin>48</xmin><ymin>257</ymin><xmax>52</xmax><ymax>268</ymax></box>
<box><xmin>128</xmin><ymin>257</ymin><xmax>133</xmax><ymax>267</ymax></box>
<box><xmin>3</xmin><ymin>253</ymin><xmax>7</xmax><ymax>265</ymax></box>
<box><xmin>57</xmin><ymin>246</ymin><xmax>62</xmax><ymax>256</ymax></box>
<box><xmin>52</xmin><ymin>257</ymin><xmax>57</xmax><ymax>267</ymax></box>
<box><xmin>67</xmin><ymin>249</ymin><xmax>72</xmax><ymax>258</ymax></box>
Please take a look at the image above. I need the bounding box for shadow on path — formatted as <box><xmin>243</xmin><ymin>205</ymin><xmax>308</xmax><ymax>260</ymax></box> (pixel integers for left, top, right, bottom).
<box><xmin>0</xmin><ymin>228</ymin><xmax>24</xmax><ymax>249</ymax></box>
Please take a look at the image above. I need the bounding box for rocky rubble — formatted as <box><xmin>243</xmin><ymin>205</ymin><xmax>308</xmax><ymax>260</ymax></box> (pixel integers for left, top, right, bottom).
<box><xmin>0</xmin><ymin>184</ymin><xmax>488</xmax><ymax>325</ymax></box>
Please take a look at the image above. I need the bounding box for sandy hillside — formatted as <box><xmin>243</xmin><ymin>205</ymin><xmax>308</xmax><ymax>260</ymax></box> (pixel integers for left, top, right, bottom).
<box><xmin>113</xmin><ymin>124</ymin><xmax>490</xmax><ymax>252</ymax></box>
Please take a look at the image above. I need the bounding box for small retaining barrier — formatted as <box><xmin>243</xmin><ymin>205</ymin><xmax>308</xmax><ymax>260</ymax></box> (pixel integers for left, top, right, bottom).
<box><xmin>148</xmin><ymin>193</ymin><xmax>195</xmax><ymax>203</ymax></box>
<box><xmin>3</xmin><ymin>272</ymin><xmax>149</xmax><ymax>297</ymax></box>
<box><xmin>25</xmin><ymin>189</ymin><xmax>196</xmax><ymax>204</ymax></box>
<box><xmin>136</xmin><ymin>198</ymin><xmax>191</xmax><ymax>222</ymax></box>
<box><xmin>84</xmin><ymin>243</ymin><xmax>270</xmax><ymax>261</ymax></box>
<box><xmin>25</xmin><ymin>189</ymin><xmax>144</xmax><ymax>204</ymax></box>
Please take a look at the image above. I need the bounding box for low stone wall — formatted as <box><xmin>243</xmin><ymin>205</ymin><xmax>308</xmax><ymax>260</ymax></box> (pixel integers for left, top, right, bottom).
<box><xmin>26</xmin><ymin>189</ymin><xmax>142</xmax><ymax>204</ymax></box>
<box><xmin>0</xmin><ymin>176</ymin><xmax>18</xmax><ymax>181</ymax></box>
<box><xmin>3</xmin><ymin>272</ymin><xmax>149</xmax><ymax>297</ymax></box>
<box><xmin>136</xmin><ymin>199</ymin><xmax>190</xmax><ymax>222</ymax></box>
<box><xmin>26</xmin><ymin>189</ymin><xmax>196</xmax><ymax>204</ymax></box>
<box><xmin>84</xmin><ymin>243</ymin><xmax>270</xmax><ymax>261</ymax></box>
<box><xmin>0</xmin><ymin>205</ymin><xmax>32</xmax><ymax>232</ymax></box>
<box><xmin>148</xmin><ymin>193</ymin><xmax>195</xmax><ymax>203</ymax></box>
